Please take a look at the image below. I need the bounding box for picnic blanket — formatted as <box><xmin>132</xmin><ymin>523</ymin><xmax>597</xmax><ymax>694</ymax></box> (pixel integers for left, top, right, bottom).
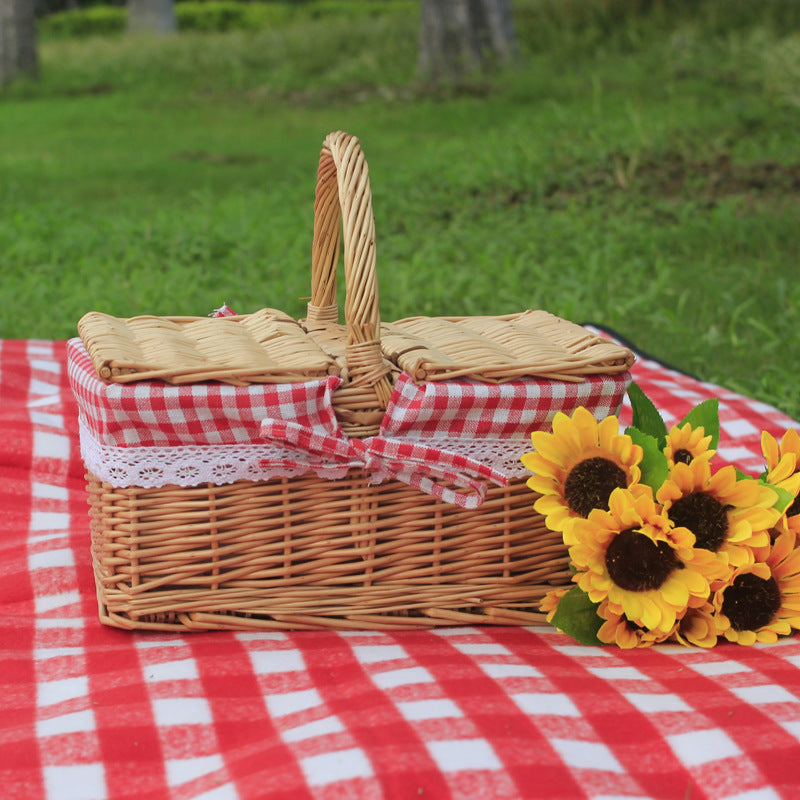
<box><xmin>3</xmin><ymin>335</ymin><xmax>800</xmax><ymax>800</ymax></box>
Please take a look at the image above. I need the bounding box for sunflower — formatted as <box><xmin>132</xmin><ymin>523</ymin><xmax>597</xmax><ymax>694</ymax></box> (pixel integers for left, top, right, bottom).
<box><xmin>664</xmin><ymin>422</ymin><xmax>715</xmax><ymax>467</ymax></box>
<box><xmin>713</xmin><ymin>529</ymin><xmax>800</xmax><ymax>645</ymax></box>
<box><xmin>657</xmin><ymin>459</ymin><xmax>779</xmax><ymax>569</ymax></box>
<box><xmin>670</xmin><ymin>603</ymin><xmax>718</xmax><ymax>648</ymax></box>
<box><xmin>539</xmin><ymin>586</ymin><xmax>570</xmax><ymax>625</ymax></box>
<box><xmin>570</xmin><ymin>487</ymin><xmax>719</xmax><ymax>633</ymax></box>
<box><xmin>596</xmin><ymin>601</ymin><xmax>674</xmax><ymax>649</ymax></box>
<box><xmin>762</xmin><ymin>429</ymin><xmax>800</xmax><ymax>535</ymax></box>
<box><xmin>522</xmin><ymin>406</ymin><xmax>643</xmax><ymax>537</ymax></box>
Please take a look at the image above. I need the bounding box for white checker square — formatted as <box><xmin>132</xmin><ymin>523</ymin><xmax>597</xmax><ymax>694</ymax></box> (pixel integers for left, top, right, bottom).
<box><xmin>720</xmin><ymin>418</ymin><xmax>760</xmax><ymax>438</ymax></box>
<box><xmin>300</xmin><ymin>747</ymin><xmax>373</xmax><ymax>787</ymax></box>
<box><xmin>30</xmin><ymin>512</ymin><xmax>70</xmax><ymax>532</ymax></box>
<box><xmin>351</xmin><ymin>644</ymin><xmax>407</xmax><ymax>664</ymax></box>
<box><xmin>29</xmin><ymin>547</ymin><xmax>75</xmax><ymax>569</ymax></box>
<box><xmin>135</xmin><ymin>638</ymin><xmax>185</xmax><ymax>650</ymax></box>
<box><xmin>782</xmin><ymin>720</ymin><xmax>800</xmax><ymax>742</ymax></box>
<box><xmin>190</xmin><ymin>785</ymin><xmax>239</xmax><ymax>800</ymax></box>
<box><xmin>34</xmin><ymin>646</ymin><xmax>84</xmax><ymax>661</ymax></box>
<box><xmin>35</xmin><ymin>590</ymin><xmax>81</xmax><ymax>614</ymax></box>
<box><xmin>36</xmin><ymin>617</ymin><xmax>85</xmax><ymax>629</ymax></box>
<box><xmin>554</xmin><ymin>645</ymin><xmax>612</xmax><ymax>658</ymax></box>
<box><xmin>667</xmin><ymin>728</ymin><xmax>742</xmax><ymax>767</ymax></box>
<box><xmin>426</xmin><ymin>738</ymin><xmax>502</xmax><ymax>772</ymax></box>
<box><xmin>37</xmin><ymin>709</ymin><xmax>96</xmax><ymax>738</ymax></box>
<box><xmin>588</xmin><ymin>666</ymin><xmax>646</xmax><ymax>681</ymax></box>
<box><xmin>282</xmin><ymin>714</ymin><xmax>345</xmax><ymax>743</ymax></box>
<box><xmin>145</xmin><ymin>658</ymin><xmax>200</xmax><ymax>683</ymax></box>
<box><xmin>166</xmin><ymin>754</ymin><xmax>225</xmax><ymax>786</ymax></box>
<box><xmin>249</xmin><ymin>648</ymin><xmax>305</xmax><ymax>674</ymax></box>
<box><xmin>167</xmin><ymin>406</ymin><xmax>187</xmax><ymax>425</ymax></box>
<box><xmin>38</xmin><ymin>676</ymin><xmax>89</xmax><ymax>707</ymax></box>
<box><xmin>513</xmin><ymin>692</ymin><xmax>580</xmax><ymax>717</ymax></box>
<box><xmin>689</xmin><ymin>659</ymin><xmax>752</xmax><ymax>676</ymax></box>
<box><xmin>432</xmin><ymin>627</ymin><xmax>481</xmax><ymax>637</ymax></box>
<box><xmin>722</xmin><ymin>790</ymin><xmax>782</xmax><ymax>800</ymax></box>
<box><xmin>481</xmin><ymin>663</ymin><xmax>542</xmax><ymax>679</ymax></box>
<box><xmin>32</xmin><ymin>480</ymin><xmax>69</xmax><ymax>500</ymax></box>
<box><xmin>717</xmin><ymin>446</ymin><xmax>761</xmax><ymax>465</ymax></box>
<box><xmin>266</xmin><ymin>688</ymin><xmax>323</xmax><ymax>717</ymax></box>
<box><xmin>152</xmin><ymin>697</ymin><xmax>213</xmax><ymax>726</ymax></box>
<box><xmin>30</xmin><ymin>378</ymin><xmax>60</xmax><ymax>396</ymax></box>
<box><xmin>730</xmin><ymin>684</ymin><xmax>798</xmax><ymax>705</ymax></box>
<box><xmin>623</xmin><ymin>692</ymin><xmax>692</xmax><ymax>714</ymax></box>
<box><xmin>397</xmin><ymin>698</ymin><xmax>463</xmax><ymax>722</ymax></box>
<box><xmin>30</xmin><ymin>410</ymin><xmax>64</xmax><ymax>429</ymax></box>
<box><xmin>550</xmin><ymin>738</ymin><xmax>624</xmax><ymax>773</ymax></box>
<box><xmin>234</xmin><ymin>631</ymin><xmax>287</xmax><ymax>642</ymax></box>
<box><xmin>372</xmin><ymin>666</ymin><xmax>435</xmax><ymax>689</ymax></box>
<box><xmin>452</xmin><ymin>642</ymin><xmax>510</xmax><ymax>656</ymax></box>
<box><xmin>30</xmin><ymin>356</ymin><xmax>60</xmax><ymax>373</ymax></box>
<box><xmin>33</xmin><ymin>430</ymin><xmax>71</xmax><ymax>460</ymax></box>
<box><xmin>43</xmin><ymin>764</ymin><xmax>106</xmax><ymax>800</ymax></box>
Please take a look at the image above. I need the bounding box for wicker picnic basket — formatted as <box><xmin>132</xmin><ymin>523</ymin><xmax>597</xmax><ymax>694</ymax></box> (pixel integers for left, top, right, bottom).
<box><xmin>69</xmin><ymin>131</ymin><xmax>634</xmax><ymax>632</ymax></box>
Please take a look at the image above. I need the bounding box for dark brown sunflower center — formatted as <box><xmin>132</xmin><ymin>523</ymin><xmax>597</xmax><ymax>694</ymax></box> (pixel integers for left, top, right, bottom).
<box><xmin>722</xmin><ymin>572</ymin><xmax>781</xmax><ymax>632</ymax></box>
<box><xmin>605</xmin><ymin>528</ymin><xmax>682</xmax><ymax>592</ymax></box>
<box><xmin>673</xmin><ymin>448</ymin><xmax>694</xmax><ymax>465</ymax></box>
<box><xmin>786</xmin><ymin>489</ymin><xmax>800</xmax><ymax>518</ymax></box>
<box><xmin>564</xmin><ymin>457</ymin><xmax>627</xmax><ymax>518</ymax></box>
<box><xmin>668</xmin><ymin>492</ymin><xmax>729</xmax><ymax>551</ymax></box>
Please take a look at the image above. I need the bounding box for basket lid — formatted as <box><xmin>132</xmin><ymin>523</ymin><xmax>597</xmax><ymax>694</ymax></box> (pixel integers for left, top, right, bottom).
<box><xmin>77</xmin><ymin>308</ymin><xmax>340</xmax><ymax>386</ymax></box>
<box><xmin>381</xmin><ymin>310</ymin><xmax>634</xmax><ymax>383</ymax></box>
<box><xmin>78</xmin><ymin>307</ymin><xmax>634</xmax><ymax>387</ymax></box>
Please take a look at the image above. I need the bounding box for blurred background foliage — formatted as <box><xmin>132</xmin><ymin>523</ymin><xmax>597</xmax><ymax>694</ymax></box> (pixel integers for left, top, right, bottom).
<box><xmin>2</xmin><ymin>0</ymin><xmax>800</xmax><ymax>419</ymax></box>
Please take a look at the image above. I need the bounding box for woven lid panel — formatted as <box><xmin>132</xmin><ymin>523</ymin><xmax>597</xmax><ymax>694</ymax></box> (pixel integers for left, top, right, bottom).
<box><xmin>381</xmin><ymin>310</ymin><xmax>634</xmax><ymax>383</ymax></box>
<box><xmin>77</xmin><ymin>309</ymin><xmax>339</xmax><ymax>385</ymax></box>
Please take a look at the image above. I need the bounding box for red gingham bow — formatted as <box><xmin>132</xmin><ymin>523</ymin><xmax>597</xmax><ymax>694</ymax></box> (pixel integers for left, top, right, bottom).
<box><xmin>260</xmin><ymin>419</ymin><xmax>508</xmax><ymax>509</ymax></box>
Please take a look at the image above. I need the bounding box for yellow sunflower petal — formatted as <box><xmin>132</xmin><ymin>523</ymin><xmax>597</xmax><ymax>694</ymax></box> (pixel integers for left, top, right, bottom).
<box><xmin>762</xmin><ymin>430</ymin><xmax>781</xmax><ymax>471</ymax></box>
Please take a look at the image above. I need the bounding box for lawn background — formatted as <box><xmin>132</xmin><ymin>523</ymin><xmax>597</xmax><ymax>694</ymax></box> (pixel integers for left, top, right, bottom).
<box><xmin>2</xmin><ymin>0</ymin><xmax>799</xmax><ymax>419</ymax></box>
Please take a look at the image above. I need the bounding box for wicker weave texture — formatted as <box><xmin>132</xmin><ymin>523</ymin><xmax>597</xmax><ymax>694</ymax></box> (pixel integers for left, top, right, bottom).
<box><xmin>77</xmin><ymin>309</ymin><xmax>338</xmax><ymax>386</ymax></box>
<box><xmin>88</xmin><ymin>472</ymin><xmax>569</xmax><ymax>632</ymax></box>
<box><xmin>383</xmin><ymin>310</ymin><xmax>634</xmax><ymax>383</ymax></box>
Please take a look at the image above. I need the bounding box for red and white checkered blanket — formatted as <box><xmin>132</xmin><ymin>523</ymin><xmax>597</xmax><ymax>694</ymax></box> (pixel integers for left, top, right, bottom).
<box><xmin>4</xmin><ymin>337</ymin><xmax>800</xmax><ymax>799</ymax></box>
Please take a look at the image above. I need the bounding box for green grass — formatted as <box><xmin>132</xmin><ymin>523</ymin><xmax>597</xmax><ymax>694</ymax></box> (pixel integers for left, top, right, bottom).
<box><xmin>3</xmin><ymin>0</ymin><xmax>800</xmax><ymax>419</ymax></box>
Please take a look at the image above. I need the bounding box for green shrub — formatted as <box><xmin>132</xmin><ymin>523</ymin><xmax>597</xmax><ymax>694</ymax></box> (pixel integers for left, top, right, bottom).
<box><xmin>176</xmin><ymin>2</ymin><xmax>247</xmax><ymax>32</ymax></box>
<box><xmin>39</xmin><ymin>0</ymin><xmax>412</xmax><ymax>39</ymax></box>
<box><xmin>42</xmin><ymin>5</ymin><xmax>126</xmax><ymax>39</ymax></box>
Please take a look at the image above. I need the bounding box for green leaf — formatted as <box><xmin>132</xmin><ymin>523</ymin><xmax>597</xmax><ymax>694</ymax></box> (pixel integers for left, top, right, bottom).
<box><xmin>550</xmin><ymin>585</ymin><xmax>604</xmax><ymax>645</ymax></box>
<box><xmin>627</xmin><ymin>382</ymin><xmax>667</xmax><ymax>446</ymax></box>
<box><xmin>680</xmin><ymin>398</ymin><xmax>720</xmax><ymax>450</ymax></box>
<box><xmin>758</xmin><ymin>478</ymin><xmax>796</xmax><ymax>516</ymax></box>
<box><xmin>626</xmin><ymin>426</ymin><xmax>670</xmax><ymax>490</ymax></box>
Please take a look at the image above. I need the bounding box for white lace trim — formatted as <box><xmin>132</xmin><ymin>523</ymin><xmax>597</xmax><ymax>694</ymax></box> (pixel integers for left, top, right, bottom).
<box><xmin>78</xmin><ymin>416</ymin><xmax>353</xmax><ymax>488</ymax></box>
<box><xmin>78</xmin><ymin>417</ymin><xmax>532</xmax><ymax>488</ymax></box>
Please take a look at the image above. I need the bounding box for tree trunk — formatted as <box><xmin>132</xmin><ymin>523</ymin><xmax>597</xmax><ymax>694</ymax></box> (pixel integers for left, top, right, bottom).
<box><xmin>127</xmin><ymin>0</ymin><xmax>176</xmax><ymax>35</ymax></box>
<box><xmin>0</xmin><ymin>0</ymin><xmax>38</xmax><ymax>86</ymax></box>
<box><xmin>418</xmin><ymin>0</ymin><xmax>519</xmax><ymax>83</ymax></box>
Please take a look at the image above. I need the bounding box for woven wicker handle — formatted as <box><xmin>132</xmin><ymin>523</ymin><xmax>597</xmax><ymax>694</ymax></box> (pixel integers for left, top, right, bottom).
<box><xmin>308</xmin><ymin>131</ymin><xmax>393</xmax><ymax>434</ymax></box>
<box><xmin>309</xmin><ymin>131</ymin><xmax>380</xmax><ymax>342</ymax></box>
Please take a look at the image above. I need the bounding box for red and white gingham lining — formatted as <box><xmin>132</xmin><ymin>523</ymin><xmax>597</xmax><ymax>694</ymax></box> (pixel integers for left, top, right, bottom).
<box><xmin>382</xmin><ymin>371</ymin><xmax>630</xmax><ymax>441</ymax></box>
<box><xmin>67</xmin><ymin>336</ymin><xmax>631</xmax><ymax>507</ymax></box>
<box><xmin>66</xmin><ymin>338</ymin><xmax>344</xmax><ymax>447</ymax></box>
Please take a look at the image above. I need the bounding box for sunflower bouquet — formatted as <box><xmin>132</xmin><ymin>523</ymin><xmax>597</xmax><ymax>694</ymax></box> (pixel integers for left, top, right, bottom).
<box><xmin>523</xmin><ymin>383</ymin><xmax>800</xmax><ymax>648</ymax></box>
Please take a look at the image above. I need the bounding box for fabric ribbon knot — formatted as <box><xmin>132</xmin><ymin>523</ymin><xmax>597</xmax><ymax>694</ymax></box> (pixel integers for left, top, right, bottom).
<box><xmin>259</xmin><ymin>419</ymin><xmax>508</xmax><ymax>509</ymax></box>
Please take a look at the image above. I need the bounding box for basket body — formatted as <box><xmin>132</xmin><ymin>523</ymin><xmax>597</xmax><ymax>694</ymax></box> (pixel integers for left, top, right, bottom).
<box><xmin>72</xmin><ymin>131</ymin><xmax>634</xmax><ymax>632</ymax></box>
<box><xmin>87</xmin><ymin>472</ymin><xmax>566</xmax><ymax>631</ymax></box>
